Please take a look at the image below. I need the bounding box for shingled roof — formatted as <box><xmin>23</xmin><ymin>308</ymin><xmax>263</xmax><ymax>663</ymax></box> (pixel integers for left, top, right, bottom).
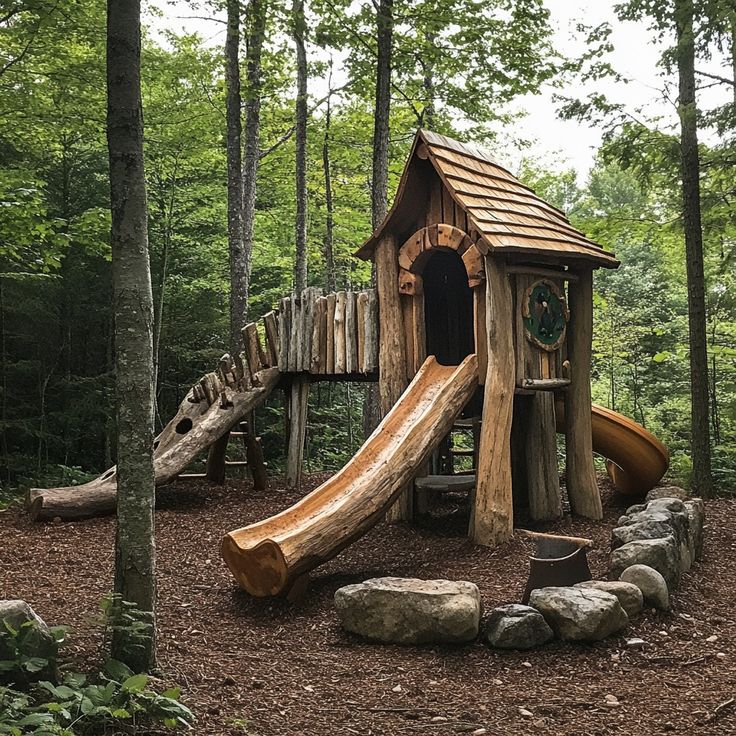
<box><xmin>356</xmin><ymin>129</ymin><xmax>619</xmax><ymax>269</ymax></box>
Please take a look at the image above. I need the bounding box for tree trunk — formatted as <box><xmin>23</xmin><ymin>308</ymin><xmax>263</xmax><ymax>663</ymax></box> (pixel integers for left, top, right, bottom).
<box><xmin>106</xmin><ymin>0</ymin><xmax>156</xmax><ymax>671</ymax></box>
<box><xmin>371</xmin><ymin>0</ymin><xmax>393</xmax><ymax>230</ymax></box>
<box><xmin>293</xmin><ymin>0</ymin><xmax>308</xmax><ymax>292</ymax></box>
<box><xmin>364</xmin><ymin>0</ymin><xmax>393</xmax><ymax>439</ymax></box>
<box><xmin>322</xmin><ymin>65</ymin><xmax>336</xmax><ymax>292</ymax></box>
<box><xmin>226</xmin><ymin>0</ymin><xmax>246</xmax><ymax>354</ymax></box>
<box><xmin>241</xmin><ymin>0</ymin><xmax>266</xmax><ymax>322</ymax></box>
<box><xmin>675</xmin><ymin>0</ymin><xmax>713</xmax><ymax>498</ymax></box>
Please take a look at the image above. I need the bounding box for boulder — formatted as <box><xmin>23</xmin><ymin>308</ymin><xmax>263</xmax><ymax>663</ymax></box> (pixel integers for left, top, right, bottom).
<box><xmin>334</xmin><ymin>577</ymin><xmax>481</xmax><ymax>644</ymax></box>
<box><xmin>529</xmin><ymin>587</ymin><xmax>628</xmax><ymax>642</ymax></box>
<box><xmin>684</xmin><ymin>498</ymin><xmax>705</xmax><ymax>561</ymax></box>
<box><xmin>646</xmin><ymin>485</ymin><xmax>688</xmax><ymax>502</ymax></box>
<box><xmin>609</xmin><ymin>536</ymin><xmax>680</xmax><ymax>589</ymax></box>
<box><xmin>619</xmin><ymin>564</ymin><xmax>670</xmax><ymax>611</ymax></box>
<box><xmin>0</xmin><ymin>600</ymin><xmax>58</xmax><ymax>682</ymax></box>
<box><xmin>574</xmin><ymin>580</ymin><xmax>644</xmax><ymax>619</ymax></box>
<box><xmin>612</xmin><ymin>510</ymin><xmax>691</xmax><ymax>573</ymax></box>
<box><xmin>483</xmin><ymin>604</ymin><xmax>553</xmax><ymax>650</ymax></box>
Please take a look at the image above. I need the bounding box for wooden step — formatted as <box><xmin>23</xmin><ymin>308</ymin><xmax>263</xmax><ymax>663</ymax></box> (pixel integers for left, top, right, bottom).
<box><xmin>414</xmin><ymin>475</ymin><xmax>476</xmax><ymax>493</ymax></box>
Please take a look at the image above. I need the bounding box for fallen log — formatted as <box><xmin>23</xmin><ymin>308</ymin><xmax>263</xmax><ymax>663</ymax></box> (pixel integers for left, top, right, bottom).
<box><xmin>28</xmin><ymin>367</ymin><xmax>280</xmax><ymax>521</ymax></box>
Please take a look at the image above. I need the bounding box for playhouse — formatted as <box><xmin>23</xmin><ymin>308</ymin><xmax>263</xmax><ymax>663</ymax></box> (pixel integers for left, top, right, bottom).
<box><xmin>30</xmin><ymin>130</ymin><xmax>669</xmax><ymax>598</ymax></box>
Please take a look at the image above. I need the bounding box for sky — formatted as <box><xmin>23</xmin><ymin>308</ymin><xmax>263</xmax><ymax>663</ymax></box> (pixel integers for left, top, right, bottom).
<box><xmin>147</xmin><ymin>0</ymin><xmax>732</xmax><ymax>180</ymax></box>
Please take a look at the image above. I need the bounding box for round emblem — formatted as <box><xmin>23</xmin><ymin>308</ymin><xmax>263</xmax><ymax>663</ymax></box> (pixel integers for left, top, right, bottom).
<box><xmin>522</xmin><ymin>279</ymin><xmax>569</xmax><ymax>352</ymax></box>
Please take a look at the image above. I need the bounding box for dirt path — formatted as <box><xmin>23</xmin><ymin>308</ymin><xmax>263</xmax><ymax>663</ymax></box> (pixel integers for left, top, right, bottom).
<box><xmin>1</xmin><ymin>476</ymin><xmax>734</xmax><ymax>735</ymax></box>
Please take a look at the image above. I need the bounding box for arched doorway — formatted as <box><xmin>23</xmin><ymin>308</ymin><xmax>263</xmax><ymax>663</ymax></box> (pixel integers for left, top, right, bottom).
<box><xmin>422</xmin><ymin>249</ymin><xmax>474</xmax><ymax>366</ymax></box>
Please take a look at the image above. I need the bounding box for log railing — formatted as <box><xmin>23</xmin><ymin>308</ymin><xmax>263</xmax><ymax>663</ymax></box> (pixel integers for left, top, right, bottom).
<box><xmin>242</xmin><ymin>287</ymin><xmax>379</xmax><ymax>380</ymax></box>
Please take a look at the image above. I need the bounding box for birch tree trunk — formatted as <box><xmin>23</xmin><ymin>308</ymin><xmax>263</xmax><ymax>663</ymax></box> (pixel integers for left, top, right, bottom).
<box><xmin>106</xmin><ymin>0</ymin><xmax>156</xmax><ymax>670</ymax></box>
<box><xmin>226</xmin><ymin>0</ymin><xmax>246</xmax><ymax>354</ymax></box>
<box><xmin>675</xmin><ymin>0</ymin><xmax>713</xmax><ymax>498</ymax></box>
<box><xmin>241</xmin><ymin>0</ymin><xmax>266</xmax><ymax>322</ymax></box>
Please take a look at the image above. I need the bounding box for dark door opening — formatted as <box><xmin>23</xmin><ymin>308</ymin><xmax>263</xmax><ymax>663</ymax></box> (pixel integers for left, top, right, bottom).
<box><xmin>422</xmin><ymin>249</ymin><xmax>474</xmax><ymax>366</ymax></box>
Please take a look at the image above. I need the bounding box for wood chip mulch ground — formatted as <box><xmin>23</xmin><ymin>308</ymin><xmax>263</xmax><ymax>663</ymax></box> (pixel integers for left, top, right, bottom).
<box><xmin>1</xmin><ymin>475</ymin><xmax>735</xmax><ymax>736</ymax></box>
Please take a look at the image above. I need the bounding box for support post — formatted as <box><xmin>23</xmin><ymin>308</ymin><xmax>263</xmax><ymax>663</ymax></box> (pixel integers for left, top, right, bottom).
<box><xmin>205</xmin><ymin>430</ymin><xmax>230</xmax><ymax>485</ymax></box>
<box><xmin>241</xmin><ymin>419</ymin><xmax>268</xmax><ymax>491</ymax></box>
<box><xmin>526</xmin><ymin>392</ymin><xmax>563</xmax><ymax>520</ymax></box>
<box><xmin>285</xmin><ymin>377</ymin><xmax>309</xmax><ymax>489</ymax></box>
<box><xmin>470</xmin><ymin>256</ymin><xmax>515</xmax><ymax>545</ymax></box>
<box><xmin>564</xmin><ymin>268</ymin><xmax>602</xmax><ymax>519</ymax></box>
<box><xmin>375</xmin><ymin>234</ymin><xmax>410</xmax><ymax>522</ymax></box>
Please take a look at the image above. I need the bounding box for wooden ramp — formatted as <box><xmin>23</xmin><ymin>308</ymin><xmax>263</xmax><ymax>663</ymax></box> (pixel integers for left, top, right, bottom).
<box><xmin>221</xmin><ymin>354</ymin><xmax>479</xmax><ymax>597</ymax></box>
<box><xmin>28</xmin><ymin>366</ymin><xmax>280</xmax><ymax>521</ymax></box>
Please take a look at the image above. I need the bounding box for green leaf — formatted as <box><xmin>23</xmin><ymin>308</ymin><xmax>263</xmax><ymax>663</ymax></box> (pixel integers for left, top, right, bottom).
<box><xmin>21</xmin><ymin>656</ymin><xmax>48</xmax><ymax>673</ymax></box>
<box><xmin>111</xmin><ymin>708</ymin><xmax>131</xmax><ymax>719</ymax></box>
<box><xmin>161</xmin><ymin>687</ymin><xmax>181</xmax><ymax>700</ymax></box>
<box><xmin>103</xmin><ymin>658</ymin><xmax>133</xmax><ymax>682</ymax></box>
<box><xmin>121</xmin><ymin>673</ymin><xmax>148</xmax><ymax>693</ymax></box>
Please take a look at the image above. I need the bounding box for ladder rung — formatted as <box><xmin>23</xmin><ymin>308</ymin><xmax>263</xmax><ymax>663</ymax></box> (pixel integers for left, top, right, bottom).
<box><xmin>225</xmin><ymin>460</ymin><xmax>249</xmax><ymax>467</ymax></box>
<box><xmin>178</xmin><ymin>473</ymin><xmax>206</xmax><ymax>480</ymax></box>
<box><xmin>451</xmin><ymin>449</ymin><xmax>475</xmax><ymax>456</ymax></box>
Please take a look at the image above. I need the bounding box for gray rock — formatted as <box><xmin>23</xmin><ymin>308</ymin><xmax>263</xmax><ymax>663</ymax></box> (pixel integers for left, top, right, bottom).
<box><xmin>619</xmin><ymin>564</ymin><xmax>670</xmax><ymax>610</ymax></box>
<box><xmin>483</xmin><ymin>604</ymin><xmax>553</xmax><ymax>650</ymax></box>
<box><xmin>529</xmin><ymin>587</ymin><xmax>628</xmax><ymax>642</ymax></box>
<box><xmin>646</xmin><ymin>486</ymin><xmax>688</xmax><ymax>502</ymax></box>
<box><xmin>334</xmin><ymin>577</ymin><xmax>481</xmax><ymax>644</ymax></box>
<box><xmin>618</xmin><ymin>501</ymin><xmax>692</xmax><ymax>573</ymax></box>
<box><xmin>574</xmin><ymin>580</ymin><xmax>644</xmax><ymax>619</ymax></box>
<box><xmin>609</xmin><ymin>536</ymin><xmax>680</xmax><ymax>589</ymax></box>
<box><xmin>684</xmin><ymin>498</ymin><xmax>705</xmax><ymax>561</ymax></box>
<box><xmin>0</xmin><ymin>600</ymin><xmax>58</xmax><ymax>681</ymax></box>
<box><xmin>612</xmin><ymin>515</ymin><xmax>681</xmax><ymax>548</ymax></box>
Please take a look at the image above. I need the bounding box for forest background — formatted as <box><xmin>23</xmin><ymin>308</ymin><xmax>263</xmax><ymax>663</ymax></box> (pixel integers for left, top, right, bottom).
<box><xmin>1</xmin><ymin>0</ymin><xmax>734</xmax><ymax>499</ymax></box>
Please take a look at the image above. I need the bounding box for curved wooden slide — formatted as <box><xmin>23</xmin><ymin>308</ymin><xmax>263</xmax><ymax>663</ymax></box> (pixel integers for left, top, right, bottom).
<box><xmin>28</xmin><ymin>367</ymin><xmax>280</xmax><ymax>521</ymax></box>
<box><xmin>589</xmin><ymin>404</ymin><xmax>669</xmax><ymax>495</ymax></box>
<box><xmin>221</xmin><ymin>354</ymin><xmax>479</xmax><ymax>597</ymax></box>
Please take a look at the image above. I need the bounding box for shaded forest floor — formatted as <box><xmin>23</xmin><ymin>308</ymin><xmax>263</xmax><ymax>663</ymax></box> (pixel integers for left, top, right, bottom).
<box><xmin>1</xmin><ymin>475</ymin><xmax>735</xmax><ymax>736</ymax></box>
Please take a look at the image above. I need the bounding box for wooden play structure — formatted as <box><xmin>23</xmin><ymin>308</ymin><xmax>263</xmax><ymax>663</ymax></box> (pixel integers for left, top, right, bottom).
<box><xmin>30</xmin><ymin>130</ymin><xmax>669</xmax><ymax>598</ymax></box>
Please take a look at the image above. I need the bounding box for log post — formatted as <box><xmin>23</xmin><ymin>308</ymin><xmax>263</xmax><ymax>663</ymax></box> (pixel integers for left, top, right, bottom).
<box><xmin>564</xmin><ymin>268</ymin><xmax>602</xmax><ymax>519</ymax></box>
<box><xmin>470</xmin><ymin>256</ymin><xmax>515</xmax><ymax>545</ymax></box>
<box><xmin>241</xmin><ymin>420</ymin><xmax>268</xmax><ymax>491</ymax></box>
<box><xmin>525</xmin><ymin>392</ymin><xmax>563</xmax><ymax>521</ymax></box>
<box><xmin>285</xmin><ymin>376</ymin><xmax>309</xmax><ymax>489</ymax></box>
<box><xmin>376</xmin><ymin>234</ymin><xmax>410</xmax><ymax>522</ymax></box>
<box><xmin>205</xmin><ymin>429</ymin><xmax>230</xmax><ymax>484</ymax></box>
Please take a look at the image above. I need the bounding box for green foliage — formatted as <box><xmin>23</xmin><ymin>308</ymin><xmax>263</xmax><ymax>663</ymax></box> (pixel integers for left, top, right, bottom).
<box><xmin>0</xmin><ymin>606</ymin><xmax>192</xmax><ymax>734</ymax></box>
<box><xmin>0</xmin><ymin>665</ymin><xmax>193</xmax><ymax>735</ymax></box>
<box><xmin>0</xmin><ymin>620</ymin><xmax>65</xmax><ymax>682</ymax></box>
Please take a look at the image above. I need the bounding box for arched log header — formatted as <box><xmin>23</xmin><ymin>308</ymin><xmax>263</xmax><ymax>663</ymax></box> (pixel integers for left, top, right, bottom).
<box><xmin>398</xmin><ymin>224</ymin><xmax>484</xmax><ymax>295</ymax></box>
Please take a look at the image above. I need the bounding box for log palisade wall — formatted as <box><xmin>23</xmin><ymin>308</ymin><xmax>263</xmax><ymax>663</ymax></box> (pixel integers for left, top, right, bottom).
<box><xmin>240</xmin><ymin>287</ymin><xmax>378</xmax><ymax>381</ymax></box>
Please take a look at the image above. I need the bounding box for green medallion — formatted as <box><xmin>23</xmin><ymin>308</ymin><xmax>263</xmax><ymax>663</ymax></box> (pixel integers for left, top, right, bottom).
<box><xmin>522</xmin><ymin>280</ymin><xmax>569</xmax><ymax>351</ymax></box>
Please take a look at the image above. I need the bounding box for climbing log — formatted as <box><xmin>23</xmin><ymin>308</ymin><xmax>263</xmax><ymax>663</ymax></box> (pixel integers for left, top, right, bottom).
<box><xmin>470</xmin><ymin>256</ymin><xmax>515</xmax><ymax>545</ymax></box>
<box><xmin>28</xmin><ymin>368</ymin><xmax>281</xmax><ymax>521</ymax></box>
<box><xmin>285</xmin><ymin>376</ymin><xmax>309</xmax><ymax>489</ymax></box>
<box><xmin>564</xmin><ymin>268</ymin><xmax>603</xmax><ymax>519</ymax></box>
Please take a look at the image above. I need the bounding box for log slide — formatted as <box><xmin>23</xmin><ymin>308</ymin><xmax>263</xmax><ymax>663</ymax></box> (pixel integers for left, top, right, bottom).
<box><xmin>28</xmin><ymin>363</ymin><xmax>281</xmax><ymax>522</ymax></box>
<box><xmin>221</xmin><ymin>354</ymin><xmax>479</xmax><ymax>597</ymax></box>
<box><xmin>556</xmin><ymin>402</ymin><xmax>669</xmax><ymax>496</ymax></box>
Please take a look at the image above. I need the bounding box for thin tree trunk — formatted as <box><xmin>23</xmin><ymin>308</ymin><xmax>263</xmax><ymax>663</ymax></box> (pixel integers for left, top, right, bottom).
<box><xmin>293</xmin><ymin>0</ymin><xmax>308</xmax><ymax>292</ymax></box>
<box><xmin>322</xmin><ymin>63</ymin><xmax>336</xmax><ymax>292</ymax></box>
<box><xmin>421</xmin><ymin>32</ymin><xmax>436</xmax><ymax>129</ymax></box>
<box><xmin>226</xmin><ymin>0</ymin><xmax>246</xmax><ymax>354</ymax></box>
<box><xmin>364</xmin><ymin>0</ymin><xmax>393</xmax><ymax>438</ymax></box>
<box><xmin>106</xmin><ymin>0</ymin><xmax>156</xmax><ymax>670</ymax></box>
<box><xmin>675</xmin><ymin>0</ymin><xmax>713</xmax><ymax>498</ymax></box>
<box><xmin>371</xmin><ymin>0</ymin><xmax>392</xmax><ymax>230</ymax></box>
